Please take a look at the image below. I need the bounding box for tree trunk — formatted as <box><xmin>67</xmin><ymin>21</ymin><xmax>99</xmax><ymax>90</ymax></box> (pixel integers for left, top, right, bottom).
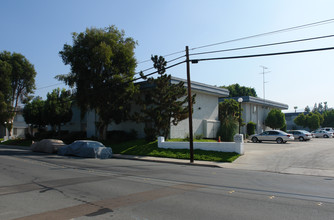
<box><xmin>98</xmin><ymin>123</ymin><xmax>107</xmax><ymax>141</ymax></box>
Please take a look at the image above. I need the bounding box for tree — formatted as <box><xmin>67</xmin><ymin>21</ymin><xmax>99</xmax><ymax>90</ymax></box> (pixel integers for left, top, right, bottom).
<box><xmin>318</xmin><ymin>102</ymin><xmax>324</xmax><ymax>113</ymax></box>
<box><xmin>0</xmin><ymin>60</ymin><xmax>13</xmax><ymax>125</ymax></box>
<box><xmin>57</xmin><ymin>26</ymin><xmax>137</xmax><ymax>140</ymax></box>
<box><xmin>44</xmin><ymin>88</ymin><xmax>72</xmax><ymax>133</ymax></box>
<box><xmin>0</xmin><ymin>51</ymin><xmax>36</xmax><ymax>135</ymax></box>
<box><xmin>217</xmin><ymin>99</ymin><xmax>240</xmax><ymax>141</ymax></box>
<box><xmin>322</xmin><ymin>110</ymin><xmax>334</xmax><ymax>127</ymax></box>
<box><xmin>294</xmin><ymin>113</ymin><xmax>307</xmax><ymax>128</ymax></box>
<box><xmin>0</xmin><ymin>51</ymin><xmax>36</xmax><ymax>111</ymax></box>
<box><xmin>324</xmin><ymin>102</ymin><xmax>328</xmax><ymax>112</ymax></box>
<box><xmin>137</xmin><ymin>55</ymin><xmax>193</xmax><ymax>141</ymax></box>
<box><xmin>312</xmin><ymin>103</ymin><xmax>318</xmax><ymax>113</ymax></box>
<box><xmin>218</xmin><ymin>99</ymin><xmax>239</xmax><ymax>121</ymax></box>
<box><xmin>221</xmin><ymin>83</ymin><xmax>257</xmax><ymax>97</ymax></box>
<box><xmin>23</xmin><ymin>97</ymin><xmax>47</xmax><ymax>135</ymax></box>
<box><xmin>306</xmin><ymin>113</ymin><xmax>320</xmax><ymax>130</ymax></box>
<box><xmin>265</xmin><ymin>109</ymin><xmax>286</xmax><ymax>130</ymax></box>
<box><xmin>304</xmin><ymin>105</ymin><xmax>311</xmax><ymax>113</ymax></box>
<box><xmin>294</xmin><ymin>112</ymin><xmax>322</xmax><ymax>130</ymax></box>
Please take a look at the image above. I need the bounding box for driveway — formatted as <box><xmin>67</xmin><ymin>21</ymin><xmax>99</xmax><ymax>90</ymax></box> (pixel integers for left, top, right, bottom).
<box><xmin>222</xmin><ymin>138</ymin><xmax>334</xmax><ymax>177</ymax></box>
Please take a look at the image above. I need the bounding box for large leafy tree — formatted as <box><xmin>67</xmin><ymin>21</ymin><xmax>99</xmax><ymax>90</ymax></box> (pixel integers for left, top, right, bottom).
<box><xmin>0</xmin><ymin>51</ymin><xmax>36</xmax><ymax>135</ymax></box>
<box><xmin>221</xmin><ymin>83</ymin><xmax>257</xmax><ymax>97</ymax></box>
<box><xmin>0</xmin><ymin>51</ymin><xmax>36</xmax><ymax>110</ymax></box>
<box><xmin>265</xmin><ymin>109</ymin><xmax>286</xmax><ymax>130</ymax></box>
<box><xmin>137</xmin><ymin>55</ymin><xmax>194</xmax><ymax>141</ymax></box>
<box><xmin>44</xmin><ymin>88</ymin><xmax>72</xmax><ymax>132</ymax></box>
<box><xmin>57</xmin><ymin>26</ymin><xmax>137</xmax><ymax>140</ymax></box>
<box><xmin>0</xmin><ymin>60</ymin><xmax>13</xmax><ymax>125</ymax></box>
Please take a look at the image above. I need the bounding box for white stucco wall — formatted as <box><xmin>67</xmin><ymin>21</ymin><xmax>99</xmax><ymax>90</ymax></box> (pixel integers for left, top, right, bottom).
<box><xmin>170</xmin><ymin>92</ymin><xmax>220</xmax><ymax>139</ymax></box>
<box><xmin>61</xmin><ymin>106</ymin><xmax>85</xmax><ymax>132</ymax></box>
<box><xmin>158</xmin><ymin>135</ymin><xmax>244</xmax><ymax>154</ymax></box>
<box><xmin>241</xmin><ymin>103</ymin><xmax>276</xmax><ymax>134</ymax></box>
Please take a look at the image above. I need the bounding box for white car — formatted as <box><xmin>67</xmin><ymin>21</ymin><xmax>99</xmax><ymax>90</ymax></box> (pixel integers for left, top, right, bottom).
<box><xmin>250</xmin><ymin>130</ymin><xmax>295</xmax><ymax>144</ymax></box>
<box><xmin>311</xmin><ymin>130</ymin><xmax>333</xmax><ymax>138</ymax></box>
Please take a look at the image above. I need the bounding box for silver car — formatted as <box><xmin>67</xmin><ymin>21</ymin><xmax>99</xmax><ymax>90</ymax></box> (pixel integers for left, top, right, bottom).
<box><xmin>250</xmin><ymin>130</ymin><xmax>294</xmax><ymax>144</ymax></box>
<box><xmin>287</xmin><ymin>130</ymin><xmax>312</xmax><ymax>141</ymax></box>
<box><xmin>311</xmin><ymin>130</ymin><xmax>333</xmax><ymax>138</ymax></box>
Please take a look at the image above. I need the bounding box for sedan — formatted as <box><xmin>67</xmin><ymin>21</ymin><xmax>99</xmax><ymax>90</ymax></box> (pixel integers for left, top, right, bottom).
<box><xmin>311</xmin><ymin>130</ymin><xmax>333</xmax><ymax>138</ymax></box>
<box><xmin>58</xmin><ymin>140</ymin><xmax>113</xmax><ymax>159</ymax></box>
<box><xmin>287</xmin><ymin>130</ymin><xmax>312</xmax><ymax>141</ymax></box>
<box><xmin>250</xmin><ymin>130</ymin><xmax>294</xmax><ymax>144</ymax></box>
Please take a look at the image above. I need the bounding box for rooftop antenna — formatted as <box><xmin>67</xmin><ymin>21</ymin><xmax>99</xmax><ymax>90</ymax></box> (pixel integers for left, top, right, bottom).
<box><xmin>259</xmin><ymin>66</ymin><xmax>270</xmax><ymax>105</ymax></box>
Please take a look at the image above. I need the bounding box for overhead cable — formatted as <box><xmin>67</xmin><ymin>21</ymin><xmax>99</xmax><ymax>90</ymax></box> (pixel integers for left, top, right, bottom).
<box><xmin>191</xmin><ymin>46</ymin><xmax>334</xmax><ymax>62</ymax></box>
<box><xmin>189</xmin><ymin>34</ymin><xmax>334</xmax><ymax>56</ymax></box>
<box><xmin>190</xmin><ymin>18</ymin><xmax>334</xmax><ymax>51</ymax></box>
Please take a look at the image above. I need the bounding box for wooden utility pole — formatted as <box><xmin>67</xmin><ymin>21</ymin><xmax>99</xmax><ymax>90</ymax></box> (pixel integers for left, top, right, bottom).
<box><xmin>185</xmin><ymin>46</ymin><xmax>194</xmax><ymax>163</ymax></box>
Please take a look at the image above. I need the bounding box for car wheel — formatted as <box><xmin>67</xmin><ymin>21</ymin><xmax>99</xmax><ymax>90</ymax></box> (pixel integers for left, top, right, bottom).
<box><xmin>252</xmin><ymin>137</ymin><xmax>258</xmax><ymax>143</ymax></box>
<box><xmin>299</xmin><ymin>136</ymin><xmax>304</xmax><ymax>141</ymax></box>
<box><xmin>276</xmin><ymin>138</ymin><xmax>283</xmax><ymax>144</ymax></box>
<box><xmin>324</xmin><ymin>134</ymin><xmax>329</xmax><ymax>138</ymax></box>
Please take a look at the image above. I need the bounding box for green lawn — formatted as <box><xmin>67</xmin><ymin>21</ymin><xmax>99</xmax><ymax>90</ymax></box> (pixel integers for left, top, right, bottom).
<box><xmin>0</xmin><ymin>139</ymin><xmax>32</xmax><ymax>146</ymax></box>
<box><xmin>167</xmin><ymin>138</ymin><xmax>217</xmax><ymax>142</ymax></box>
<box><xmin>107</xmin><ymin>139</ymin><xmax>240</xmax><ymax>162</ymax></box>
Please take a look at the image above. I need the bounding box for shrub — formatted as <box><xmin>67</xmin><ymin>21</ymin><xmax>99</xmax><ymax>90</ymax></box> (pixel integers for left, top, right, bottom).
<box><xmin>195</xmin><ymin>134</ymin><xmax>204</xmax><ymax>140</ymax></box>
<box><xmin>246</xmin><ymin>121</ymin><xmax>256</xmax><ymax>136</ymax></box>
<box><xmin>60</xmin><ymin>131</ymin><xmax>87</xmax><ymax>144</ymax></box>
<box><xmin>34</xmin><ymin>131</ymin><xmax>55</xmax><ymax>140</ymax></box>
<box><xmin>107</xmin><ymin>130</ymin><xmax>138</xmax><ymax>142</ymax></box>
<box><xmin>217</xmin><ymin>115</ymin><xmax>237</xmax><ymax>142</ymax></box>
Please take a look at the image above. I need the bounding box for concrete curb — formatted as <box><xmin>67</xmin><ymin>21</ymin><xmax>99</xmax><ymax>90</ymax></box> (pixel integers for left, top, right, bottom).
<box><xmin>113</xmin><ymin>154</ymin><xmax>224</xmax><ymax>168</ymax></box>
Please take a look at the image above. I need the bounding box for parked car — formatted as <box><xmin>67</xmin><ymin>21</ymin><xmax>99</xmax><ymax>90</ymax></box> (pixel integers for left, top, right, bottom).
<box><xmin>58</xmin><ymin>140</ymin><xmax>113</xmax><ymax>159</ymax></box>
<box><xmin>311</xmin><ymin>130</ymin><xmax>333</xmax><ymax>138</ymax></box>
<box><xmin>287</xmin><ymin>130</ymin><xmax>312</xmax><ymax>141</ymax></box>
<box><xmin>319</xmin><ymin>127</ymin><xmax>334</xmax><ymax>133</ymax></box>
<box><xmin>250</xmin><ymin>130</ymin><xmax>294</xmax><ymax>144</ymax></box>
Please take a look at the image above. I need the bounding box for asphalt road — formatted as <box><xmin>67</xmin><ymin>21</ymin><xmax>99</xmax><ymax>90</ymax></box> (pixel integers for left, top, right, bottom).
<box><xmin>1</xmin><ymin>145</ymin><xmax>334</xmax><ymax>220</ymax></box>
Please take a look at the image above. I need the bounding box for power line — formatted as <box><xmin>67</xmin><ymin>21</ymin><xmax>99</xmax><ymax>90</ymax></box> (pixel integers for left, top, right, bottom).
<box><xmin>134</xmin><ymin>55</ymin><xmax>185</xmax><ymax>76</ymax></box>
<box><xmin>132</xmin><ymin>60</ymin><xmax>186</xmax><ymax>82</ymax></box>
<box><xmin>35</xmin><ymin>83</ymin><xmax>64</xmax><ymax>90</ymax></box>
<box><xmin>189</xmin><ymin>34</ymin><xmax>334</xmax><ymax>56</ymax></box>
<box><xmin>136</xmin><ymin>18</ymin><xmax>334</xmax><ymax>68</ymax></box>
<box><xmin>190</xmin><ymin>18</ymin><xmax>334</xmax><ymax>51</ymax></box>
<box><xmin>190</xmin><ymin>46</ymin><xmax>334</xmax><ymax>63</ymax></box>
<box><xmin>137</xmin><ymin>50</ymin><xmax>185</xmax><ymax>64</ymax></box>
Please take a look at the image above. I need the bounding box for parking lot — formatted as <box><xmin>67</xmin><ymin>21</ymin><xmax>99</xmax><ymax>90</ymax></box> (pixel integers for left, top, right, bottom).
<box><xmin>222</xmin><ymin>138</ymin><xmax>334</xmax><ymax>177</ymax></box>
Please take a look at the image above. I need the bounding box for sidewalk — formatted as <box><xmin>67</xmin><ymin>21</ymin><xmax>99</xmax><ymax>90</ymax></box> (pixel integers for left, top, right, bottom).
<box><xmin>113</xmin><ymin>154</ymin><xmax>226</xmax><ymax>168</ymax></box>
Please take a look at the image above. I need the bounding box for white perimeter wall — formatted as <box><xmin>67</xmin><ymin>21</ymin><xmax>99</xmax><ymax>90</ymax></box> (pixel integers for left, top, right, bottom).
<box><xmin>158</xmin><ymin>136</ymin><xmax>244</xmax><ymax>154</ymax></box>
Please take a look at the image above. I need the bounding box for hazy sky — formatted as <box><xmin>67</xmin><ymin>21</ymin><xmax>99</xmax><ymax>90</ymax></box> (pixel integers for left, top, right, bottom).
<box><xmin>1</xmin><ymin>0</ymin><xmax>334</xmax><ymax>112</ymax></box>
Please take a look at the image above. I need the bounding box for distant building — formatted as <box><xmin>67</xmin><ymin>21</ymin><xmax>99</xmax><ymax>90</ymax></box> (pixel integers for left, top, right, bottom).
<box><xmin>219</xmin><ymin>96</ymin><xmax>289</xmax><ymax>134</ymax></box>
<box><xmin>285</xmin><ymin>112</ymin><xmax>306</xmax><ymax>131</ymax></box>
<box><xmin>0</xmin><ymin>107</ymin><xmax>28</xmax><ymax>140</ymax></box>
